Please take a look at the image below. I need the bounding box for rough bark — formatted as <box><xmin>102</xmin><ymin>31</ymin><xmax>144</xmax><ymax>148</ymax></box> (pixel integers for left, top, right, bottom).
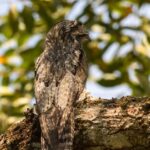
<box><xmin>0</xmin><ymin>94</ymin><xmax>150</xmax><ymax>150</ymax></box>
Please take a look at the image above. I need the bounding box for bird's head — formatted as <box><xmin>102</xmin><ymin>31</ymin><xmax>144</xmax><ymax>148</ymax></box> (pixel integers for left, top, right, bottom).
<box><xmin>46</xmin><ymin>20</ymin><xmax>89</xmax><ymax>44</ymax></box>
<box><xmin>61</xmin><ymin>20</ymin><xmax>89</xmax><ymax>41</ymax></box>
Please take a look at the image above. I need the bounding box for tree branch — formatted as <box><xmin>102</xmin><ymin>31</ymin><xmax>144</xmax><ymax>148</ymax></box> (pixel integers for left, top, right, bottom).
<box><xmin>0</xmin><ymin>94</ymin><xmax>150</xmax><ymax>150</ymax></box>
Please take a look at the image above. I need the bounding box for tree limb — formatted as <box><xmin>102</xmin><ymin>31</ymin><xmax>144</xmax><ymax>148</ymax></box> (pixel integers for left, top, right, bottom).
<box><xmin>0</xmin><ymin>94</ymin><xmax>150</xmax><ymax>150</ymax></box>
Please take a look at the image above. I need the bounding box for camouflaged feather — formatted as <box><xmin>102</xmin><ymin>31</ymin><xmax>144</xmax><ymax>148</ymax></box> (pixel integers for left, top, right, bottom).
<box><xmin>34</xmin><ymin>20</ymin><xmax>88</xmax><ymax>150</ymax></box>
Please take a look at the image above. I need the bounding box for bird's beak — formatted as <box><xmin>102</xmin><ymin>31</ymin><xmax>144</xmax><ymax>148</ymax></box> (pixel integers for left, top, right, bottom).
<box><xmin>84</xmin><ymin>33</ymin><xmax>90</xmax><ymax>41</ymax></box>
<box><xmin>78</xmin><ymin>32</ymin><xmax>90</xmax><ymax>41</ymax></box>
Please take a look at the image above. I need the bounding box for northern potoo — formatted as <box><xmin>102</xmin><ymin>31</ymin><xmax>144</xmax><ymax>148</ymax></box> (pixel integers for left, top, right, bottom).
<box><xmin>34</xmin><ymin>20</ymin><xmax>88</xmax><ymax>150</ymax></box>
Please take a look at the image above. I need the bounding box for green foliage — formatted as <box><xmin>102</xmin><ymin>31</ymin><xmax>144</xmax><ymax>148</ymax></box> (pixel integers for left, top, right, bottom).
<box><xmin>0</xmin><ymin>0</ymin><xmax>150</xmax><ymax>132</ymax></box>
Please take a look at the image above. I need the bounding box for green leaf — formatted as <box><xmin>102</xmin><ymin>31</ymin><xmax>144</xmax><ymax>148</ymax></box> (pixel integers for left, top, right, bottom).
<box><xmin>8</xmin><ymin>6</ymin><xmax>19</xmax><ymax>35</ymax></box>
<box><xmin>21</xmin><ymin>6</ymin><xmax>34</xmax><ymax>33</ymax></box>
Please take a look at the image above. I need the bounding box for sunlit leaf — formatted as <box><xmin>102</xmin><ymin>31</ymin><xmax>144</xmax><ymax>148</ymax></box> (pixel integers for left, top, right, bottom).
<box><xmin>0</xmin><ymin>56</ymin><xmax>7</xmax><ymax>64</ymax></box>
<box><xmin>0</xmin><ymin>86</ymin><xmax>14</xmax><ymax>96</ymax></box>
<box><xmin>21</xmin><ymin>6</ymin><xmax>34</xmax><ymax>33</ymax></box>
<box><xmin>8</xmin><ymin>5</ymin><xmax>19</xmax><ymax>35</ymax></box>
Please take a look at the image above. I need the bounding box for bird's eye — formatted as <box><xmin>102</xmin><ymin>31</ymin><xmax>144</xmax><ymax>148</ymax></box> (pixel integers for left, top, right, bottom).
<box><xmin>70</xmin><ymin>26</ymin><xmax>78</xmax><ymax>31</ymax></box>
<box><xmin>71</xmin><ymin>22</ymin><xmax>82</xmax><ymax>31</ymax></box>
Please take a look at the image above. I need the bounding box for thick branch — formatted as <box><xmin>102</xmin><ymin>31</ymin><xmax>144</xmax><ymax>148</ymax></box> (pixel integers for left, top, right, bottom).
<box><xmin>0</xmin><ymin>95</ymin><xmax>150</xmax><ymax>150</ymax></box>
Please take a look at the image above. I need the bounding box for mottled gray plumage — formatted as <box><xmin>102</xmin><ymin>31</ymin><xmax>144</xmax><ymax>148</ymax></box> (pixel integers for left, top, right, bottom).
<box><xmin>34</xmin><ymin>20</ymin><xmax>88</xmax><ymax>150</ymax></box>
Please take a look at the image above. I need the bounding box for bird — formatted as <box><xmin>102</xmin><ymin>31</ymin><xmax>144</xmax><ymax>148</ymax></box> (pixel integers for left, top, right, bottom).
<box><xmin>34</xmin><ymin>20</ymin><xmax>88</xmax><ymax>150</ymax></box>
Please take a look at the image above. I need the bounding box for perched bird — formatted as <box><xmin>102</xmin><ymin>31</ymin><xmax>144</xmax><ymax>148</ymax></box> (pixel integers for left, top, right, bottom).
<box><xmin>34</xmin><ymin>20</ymin><xmax>88</xmax><ymax>150</ymax></box>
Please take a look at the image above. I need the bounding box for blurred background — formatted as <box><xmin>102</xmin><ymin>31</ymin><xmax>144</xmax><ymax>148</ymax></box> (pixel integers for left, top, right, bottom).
<box><xmin>0</xmin><ymin>0</ymin><xmax>150</xmax><ymax>133</ymax></box>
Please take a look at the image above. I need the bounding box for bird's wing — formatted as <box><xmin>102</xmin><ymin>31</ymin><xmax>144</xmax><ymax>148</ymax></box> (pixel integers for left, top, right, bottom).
<box><xmin>39</xmin><ymin>72</ymin><xmax>78</xmax><ymax>149</ymax></box>
<box><xmin>34</xmin><ymin>53</ymin><xmax>56</xmax><ymax>113</ymax></box>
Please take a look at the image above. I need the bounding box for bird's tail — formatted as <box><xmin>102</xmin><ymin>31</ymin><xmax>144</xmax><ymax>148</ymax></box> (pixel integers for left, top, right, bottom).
<box><xmin>40</xmin><ymin>106</ymin><xmax>75</xmax><ymax>150</ymax></box>
<box><xmin>58</xmin><ymin>106</ymin><xmax>75</xmax><ymax>150</ymax></box>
